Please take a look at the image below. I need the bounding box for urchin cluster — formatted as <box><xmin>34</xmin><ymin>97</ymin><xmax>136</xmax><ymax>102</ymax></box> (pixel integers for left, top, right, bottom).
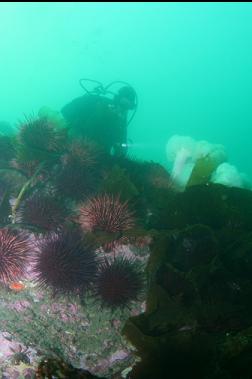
<box><xmin>18</xmin><ymin>192</ymin><xmax>69</xmax><ymax>232</ymax></box>
<box><xmin>0</xmin><ymin>228</ymin><xmax>31</xmax><ymax>283</ymax></box>
<box><xmin>78</xmin><ymin>194</ymin><xmax>135</xmax><ymax>233</ymax></box>
<box><xmin>33</xmin><ymin>230</ymin><xmax>98</xmax><ymax>295</ymax></box>
<box><xmin>94</xmin><ymin>256</ymin><xmax>144</xmax><ymax>309</ymax></box>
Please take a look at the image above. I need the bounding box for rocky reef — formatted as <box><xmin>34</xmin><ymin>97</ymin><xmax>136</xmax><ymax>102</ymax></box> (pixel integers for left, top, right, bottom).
<box><xmin>123</xmin><ymin>183</ymin><xmax>252</xmax><ymax>379</ymax></box>
<box><xmin>1</xmin><ymin>114</ymin><xmax>252</xmax><ymax>378</ymax></box>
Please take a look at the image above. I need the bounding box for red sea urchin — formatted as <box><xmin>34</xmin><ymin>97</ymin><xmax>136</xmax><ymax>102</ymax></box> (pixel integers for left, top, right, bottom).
<box><xmin>33</xmin><ymin>230</ymin><xmax>98</xmax><ymax>296</ymax></box>
<box><xmin>94</xmin><ymin>256</ymin><xmax>144</xmax><ymax>309</ymax></box>
<box><xmin>0</xmin><ymin>228</ymin><xmax>31</xmax><ymax>284</ymax></box>
<box><xmin>64</xmin><ymin>138</ymin><xmax>102</xmax><ymax>168</ymax></box>
<box><xmin>78</xmin><ymin>194</ymin><xmax>135</xmax><ymax>233</ymax></box>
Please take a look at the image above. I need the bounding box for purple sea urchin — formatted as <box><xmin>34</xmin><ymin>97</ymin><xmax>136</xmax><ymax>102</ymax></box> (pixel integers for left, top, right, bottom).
<box><xmin>19</xmin><ymin>116</ymin><xmax>67</xmax><ymax>153</ymax></box>
<box><xmin>54</xmin><ymin>158</ymin><xmax>96</xmax><ymax>201</ymax></box>
<box><xmin>0</xmin><ymin>228</ymin><xmax>31</xmax><ymax>284</ymax></box>
<box><xmin>18</xmin><ymin>192</ymin><xmax>69</xmax><ymax>232</ymax></box>
<box><xmin>94</xmin><ymin>256</ymin><xmax>144</xmax><ymax>309</ymax></box>
<box><xmin>54</xmin><ymin>139</ymin><xmax>102</xmax><ymax>201</ymax></box>
<box><xmin>17</xmin><ymin>116</ymin><xmax>68</xmax><ymax>167</ymax></box>
<box><xmin>33</xmin><ymin>230</ymin><xmax>98</xmax><ymax>295</ymax></box>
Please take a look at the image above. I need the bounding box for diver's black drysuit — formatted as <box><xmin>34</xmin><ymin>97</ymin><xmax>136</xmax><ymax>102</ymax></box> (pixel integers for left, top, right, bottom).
<box><xmin>61</xmin><ymin>94</ymin><xmax>128</xmax><ymax>156</ymax></box>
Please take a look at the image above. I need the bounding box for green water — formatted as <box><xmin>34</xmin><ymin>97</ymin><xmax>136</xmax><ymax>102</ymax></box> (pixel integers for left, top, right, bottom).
<box><xmin>1</xmin><ymin>2</ymin><xmax>252</xmax><ymax>177</ymax></box>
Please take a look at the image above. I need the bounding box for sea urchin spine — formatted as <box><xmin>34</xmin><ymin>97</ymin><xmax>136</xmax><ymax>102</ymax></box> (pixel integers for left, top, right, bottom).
<box><xmin>18</xmin><ymin>192</ymin><xmax>69</xmax><ymax>232</ymax></box>
<box><xmin>33</xmin><ymin>230</ymin><xmax>98</xmax><ymax>296</ymax></box>
<box><xmin>94</xmin><ymin>256</ymin><xmax>144</xmax><ymax>309</ymax></box>
<box><xmin>78</xmin><ymin>194</ymin><xmax>135</xmax><ymax>233</ymax></box>
<box><xmin>0</xmin><ymin>228</ymin><xmax>31</xmax><ymax>284</ymax></box>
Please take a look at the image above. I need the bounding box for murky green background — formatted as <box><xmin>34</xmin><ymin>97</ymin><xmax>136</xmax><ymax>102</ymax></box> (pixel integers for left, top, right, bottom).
<box><xmin>1</xmin><ymin>2</ymin><xmax>251</xmax><ymax>176</ymax></box>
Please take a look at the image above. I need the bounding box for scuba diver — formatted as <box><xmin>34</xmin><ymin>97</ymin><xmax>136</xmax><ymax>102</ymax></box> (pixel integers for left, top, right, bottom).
<box><xmin>61</xmin><ymin>79</ymin><xmax>137</xmax><ymax>157</ymax></box>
